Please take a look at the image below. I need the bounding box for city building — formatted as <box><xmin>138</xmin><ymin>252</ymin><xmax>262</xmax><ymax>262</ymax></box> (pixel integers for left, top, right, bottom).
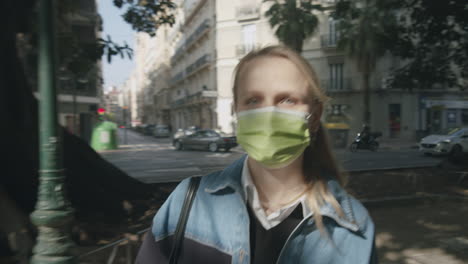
<box><xmin>164</xmin><ymin>0</ymin><xmax>278</xmax><ymax>133</ymax></box>
<box><xmin>26</xmin><ymin>0</ymin><xmax>103</xmax><ymax>142</ymax></box>
<box><xmin>131</xmin><ymin>0</ymin><xmax>467</xmax><ymax>142</ymax></box>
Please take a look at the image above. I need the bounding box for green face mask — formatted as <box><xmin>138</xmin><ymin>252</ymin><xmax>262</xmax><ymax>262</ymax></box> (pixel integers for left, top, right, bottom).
<box><xmin>236</xmin><ymin>106</ymin><xmax>311</xmax><ymax>169</ymax></box>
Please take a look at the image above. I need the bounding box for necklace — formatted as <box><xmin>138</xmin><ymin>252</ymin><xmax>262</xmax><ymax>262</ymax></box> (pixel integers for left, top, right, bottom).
<box><xmin>260</xmin><ymin>187</ymin><xmax>309</xmax><ymax>212</ymax></box>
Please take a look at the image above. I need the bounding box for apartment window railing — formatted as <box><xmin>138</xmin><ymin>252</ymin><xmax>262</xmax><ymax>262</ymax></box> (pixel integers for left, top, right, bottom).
<box><xmin>321</xmin><ymin>78</ymin><xmax>353</xmax><ymax>91</ymax></box>
<box><xmin>171</xmin><ymin>44</ymin><xmax>186</xmax><ymax>65</ymax></box>
<box><xmin>236</xmin><ymin>5</ymin><xmax>260</xmax><ymax>21</ymax></box>
<box><xmin>185</xmin><ymin>19</ymin><xmax>211</xmax><ymax>49</ymax></box>
<box><xmin>321</xmin><ymin>34</ymin><xmax>340</xmax><ymax>48</ymax></box>
<box><xmin>169</xmin><ymin>71</ymin><xmax>185</xmax><ymax>86</ymax></box>
<box><xmin>186</xmin><ymin>54</ymin><xmax>211</xmax><ymax>77</ymax></box>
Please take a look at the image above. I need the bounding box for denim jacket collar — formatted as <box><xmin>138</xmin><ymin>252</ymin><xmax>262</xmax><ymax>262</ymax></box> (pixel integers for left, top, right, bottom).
<box><xmin>204</xmin><ymin>156</ymin><xmax>361</xmax><ymax>233</ymax></box>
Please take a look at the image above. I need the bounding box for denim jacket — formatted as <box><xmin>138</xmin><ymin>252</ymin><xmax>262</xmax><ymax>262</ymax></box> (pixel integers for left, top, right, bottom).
<box><xmin>136</xmin><ymin>156</ymin><xmax>377</xmax><ymax>264</ymax></box>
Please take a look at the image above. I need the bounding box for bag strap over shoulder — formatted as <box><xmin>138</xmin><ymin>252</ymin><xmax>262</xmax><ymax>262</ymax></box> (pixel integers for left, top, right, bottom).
<box><xmin>169</xmin><ymin>176</ymin><xmax>201</xmax><ymax>264</ymax></box>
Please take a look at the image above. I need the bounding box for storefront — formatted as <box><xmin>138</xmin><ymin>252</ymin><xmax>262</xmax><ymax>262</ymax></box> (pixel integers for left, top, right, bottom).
<box><xmin>423</xmin><ymin>99</ymin><xmax>468</xmax><ymax>133</ymax></box>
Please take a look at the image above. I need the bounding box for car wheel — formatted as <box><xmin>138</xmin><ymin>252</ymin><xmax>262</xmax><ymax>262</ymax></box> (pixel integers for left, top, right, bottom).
<box><xmin>208</xmin><ymin>142</ymin><xmax>218</xmax><ymax>152</ymax></box>
<box><xmin>175</xmin><ymin>141</ymin><xmax>183</xmax><ymax>150</ymax></box>
<box><xmin>450</xmin><ymin>144</ymin><xmax>463</xmax><ymax>160</ymax></box>
<box><xmin>350</xmin><ymin>143</ymin><xmax>358</xmax><ymax>152</ymax></box>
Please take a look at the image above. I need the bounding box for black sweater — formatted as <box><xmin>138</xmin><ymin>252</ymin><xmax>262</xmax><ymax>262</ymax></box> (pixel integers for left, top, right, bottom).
<box><xmin>248</xmin><ymin>205</ymin><xmax>303</xmax><ymax>264</ymax></box>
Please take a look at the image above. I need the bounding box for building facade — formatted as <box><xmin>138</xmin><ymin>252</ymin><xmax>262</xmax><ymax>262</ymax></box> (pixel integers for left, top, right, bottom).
<box><xmin>55</xmin><ymin>0</ymin><xmax>103</xmax><ymax>142</ymax></box>
<box><xmin>132</xmin><ymin>0</ymin><xmax>468</xmax><ymax>142</ymax></box>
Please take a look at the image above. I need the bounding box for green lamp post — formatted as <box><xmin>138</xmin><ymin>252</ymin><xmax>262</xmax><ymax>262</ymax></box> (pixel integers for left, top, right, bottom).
<box><xmin>30</xmin><ymin>0</ymin><xmax>76</xmax><ymax>263</ymax></box>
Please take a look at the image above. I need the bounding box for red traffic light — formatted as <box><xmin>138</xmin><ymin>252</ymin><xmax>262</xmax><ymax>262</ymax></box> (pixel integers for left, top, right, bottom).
<box><xmin>97</xmin><ymin>108</ymin><xmax>106</xmax><ymax>114</ymax></box>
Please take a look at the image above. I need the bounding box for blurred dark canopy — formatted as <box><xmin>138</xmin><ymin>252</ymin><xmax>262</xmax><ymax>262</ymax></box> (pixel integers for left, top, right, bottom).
<box><xmin>334</xmin><ymin>0</ymin><xmax>468</xmax><ymax>91</ymax></box>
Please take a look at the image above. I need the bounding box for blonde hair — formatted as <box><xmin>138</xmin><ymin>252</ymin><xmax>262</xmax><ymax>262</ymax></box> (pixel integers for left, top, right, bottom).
<box><xmin>232</xmin><ymin>45</ymin><xmax>347</xmax><ymax>233</ymax></box>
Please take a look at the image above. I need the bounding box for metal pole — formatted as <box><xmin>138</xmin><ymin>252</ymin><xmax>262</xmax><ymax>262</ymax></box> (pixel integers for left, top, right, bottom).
<box><xmin>30</xmin><ymin>0</ymin><xmax>76</xmax><ymax>263</ymax></box>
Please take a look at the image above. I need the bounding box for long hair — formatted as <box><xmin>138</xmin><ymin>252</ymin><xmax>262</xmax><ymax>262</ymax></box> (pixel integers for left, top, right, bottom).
<box><xmin>232</xmin><ymin>45</ymin><xmax>347</xmax><ymax>233</ymax></box>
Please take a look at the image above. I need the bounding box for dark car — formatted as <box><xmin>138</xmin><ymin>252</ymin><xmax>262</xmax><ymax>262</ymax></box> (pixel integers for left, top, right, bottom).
<box><xmin>173</xmin><ymin>129</ymin><xmax>237</xmax><ymax>152</ymax></box>
<box><xmin>172</xmin><ymin>126</ymin><xmax>200</xmax><ymax>146</ymax></box>
<box><xmin>143</xmin><ymin>124</ymin><xmax>155</xmax><ymax>135</ymax></box>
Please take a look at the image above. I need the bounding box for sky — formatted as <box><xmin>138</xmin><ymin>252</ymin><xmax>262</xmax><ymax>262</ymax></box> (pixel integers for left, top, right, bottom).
<box><xmin>97</xmin><ymin>0</ymin><xmax>136</xmax><ymax>92</ymax></box>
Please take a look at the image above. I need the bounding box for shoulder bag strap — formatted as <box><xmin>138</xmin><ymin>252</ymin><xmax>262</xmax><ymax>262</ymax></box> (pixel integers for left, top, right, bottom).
<box><xmin>168</xmin><ymin>176</ymin><xmax>201</xmax><ymax>264</ymax></box>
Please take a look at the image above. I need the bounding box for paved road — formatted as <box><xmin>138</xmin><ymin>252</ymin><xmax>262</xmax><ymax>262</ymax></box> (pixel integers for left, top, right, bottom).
<box><xmin>99</xmin><ymin>129</ymin><xmax>442</xmax><ymax>183</ymax></box>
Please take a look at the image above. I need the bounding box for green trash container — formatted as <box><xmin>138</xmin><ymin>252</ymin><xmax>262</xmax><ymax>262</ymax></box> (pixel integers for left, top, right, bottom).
<box><xmin>90</xmin><ymin>121</ymin><xmax>118</xmax><ymax>151</ymax></box>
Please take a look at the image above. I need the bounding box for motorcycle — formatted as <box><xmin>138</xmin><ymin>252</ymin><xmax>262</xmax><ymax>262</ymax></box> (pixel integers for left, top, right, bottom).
<box><xmin>349</xmin><ymin>131</ymin><xmax>382</xmax><ymax>152</ymax></box>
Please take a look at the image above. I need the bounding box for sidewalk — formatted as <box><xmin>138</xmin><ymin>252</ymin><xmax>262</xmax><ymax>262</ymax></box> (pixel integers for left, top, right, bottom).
<box><xmin>370</xmin><ymin>196</ymin><xmax>468</xmax><ymax>264</ymax></box>
<box><xmin>379</xmin><ymin>138</ymin><xmax>420</xmax><ymax>150</ymax></box>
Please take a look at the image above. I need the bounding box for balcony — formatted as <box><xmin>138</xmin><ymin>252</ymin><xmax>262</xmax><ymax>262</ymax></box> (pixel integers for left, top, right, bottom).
<box><xmin>185</xmin><ymin>19</ymin><xmax>211</xmax><ymax>50</ymax></box>
<box><xmin>171</xmin><ymin>45</ymin><xmax>186</xmax><ymax>65</ymax></box>
<box><xmin>236</xmin><ymin>43</ymin><xmax>260</xmax><ymax>57</ymax></box>
<box><xmin>185</xmin><ymin>54</ymin><xmax>211</xmax><ymax>77</ymax></box>
<box><xmin>320</xmin><ymin>78</ymin><xmax>353</xmax><ymax>92</ymax></box>
<box><xmin>236</xmin><ymin>5</ymin><xmax>260</xmax><ymax>21</ymax></box>
<box><xmin>169</xmin><ymin>71</ymin><xmax>185</xmax><ymax>86</ymax></box>
<box><xmin>171</xmin><ymin>98</ymin><xmax>186</xmax><ymax>108</ymax></box>
<box><xmin>321</xmin><ymin>34</ymin><xmax>340</xmax><ymax>49</ymax></box>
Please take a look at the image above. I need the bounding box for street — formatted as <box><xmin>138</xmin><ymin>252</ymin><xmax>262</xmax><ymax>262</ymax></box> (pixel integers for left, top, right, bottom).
<box><xmin>99</xmin><ymin>129</ymin><xmax>443</xmax><ymax>184</ymax></box>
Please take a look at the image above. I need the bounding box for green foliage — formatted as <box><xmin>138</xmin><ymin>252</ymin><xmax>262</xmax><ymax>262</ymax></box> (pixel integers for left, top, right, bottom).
<box><xmin>334</xmin><ymin>0</ymin><xmax>468</xmax><ymax>90</ymax></box>
<box><xmin>333</xmin><ymin>0</ymin><xmax>394</xmax><ymax>73</ymax></box>
<box><xmin>113</xmin><ymin>0</ymin><xmax>177</xmax><ymax>37</ymax></box>
<box><xmin>264</xmin><ymin>0</ymin><xmax>323</xmax><ymax>52</ymax></box>
<box><xmin>389</xmin><ymin>0</ymin><xmax>468</xmax><ymax>90</ymax></box>
<box><xmin>99</xmin><ymin>35</ymin><xmax>133</xmax><ymax>64</ymax></box>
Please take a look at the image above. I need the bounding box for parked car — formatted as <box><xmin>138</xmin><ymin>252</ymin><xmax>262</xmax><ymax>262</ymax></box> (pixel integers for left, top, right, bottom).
<box><xmin>419</xmin><ymin>127</ymin><xmax>468</xmax><ymax>158</ymax></box>
<box><xmin>143</xmin><ymin>124</ymin><xmax>155</xmax><ymax>135</ymax></box>
<box><xmin>153</xmin><ymin>125</ymin><xmax>171</xmax><ymax>138</ymax></box>
<box><xmin>173</xmin><ymin>129</ymin><xmax>237</xmax><ymax>152</ymax></box>
<box><xmin>172</xmin><ymin>127</ymin><xmax>200</xmax><ymax>145</ymax></box>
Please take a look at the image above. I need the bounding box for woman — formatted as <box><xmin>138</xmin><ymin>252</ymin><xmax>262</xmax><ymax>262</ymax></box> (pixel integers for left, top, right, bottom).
<box><xmin>136</xmin><ymin>46</ymin><xmax>377</xmax><ymax>263</ymax></box>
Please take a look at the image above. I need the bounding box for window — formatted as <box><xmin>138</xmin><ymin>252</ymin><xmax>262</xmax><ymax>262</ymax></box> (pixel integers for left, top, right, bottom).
<box><xmin>329</xmin><ymin>63</ymin><xmax>344</xmax><ymax>90</ymax></box>
<box><xmin>328</xmin><ymin>17</ymin><xmax>339</xmax><ymax>46</ymax></box>
<box><xmin>242</xmin><ymin>24</ymin><xmax>256</xmax><ymax>52</ymax></box>
<box><xmin>462</xmin><ymin>109</ymin><xmax>468</xmax><ymax>125</ymax></box>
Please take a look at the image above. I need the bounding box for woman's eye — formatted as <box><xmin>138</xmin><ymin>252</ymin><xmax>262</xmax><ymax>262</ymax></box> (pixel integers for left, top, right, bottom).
<box><xmin>279</xmin><ymin>97</ymin><xmax>295</xmax><ymax>105</ymax></box>
<box><xmin>246</xmin><ymin>98</ymin><xmax>258</xmax><ymax>105</ymax></box>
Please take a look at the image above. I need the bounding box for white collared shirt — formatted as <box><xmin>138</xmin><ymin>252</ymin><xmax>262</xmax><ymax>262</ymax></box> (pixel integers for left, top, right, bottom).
<box><xmin>241</xmin><ymin>157</ymin><xmax>312</xmax><ymax>230</ymax></box>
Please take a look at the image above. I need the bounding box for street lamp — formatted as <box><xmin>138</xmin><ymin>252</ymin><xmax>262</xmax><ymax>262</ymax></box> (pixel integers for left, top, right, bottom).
<box><xmin>30</xmin><ymin>1</ymin><xmax>75</xmax><ymax>263</ymax></box>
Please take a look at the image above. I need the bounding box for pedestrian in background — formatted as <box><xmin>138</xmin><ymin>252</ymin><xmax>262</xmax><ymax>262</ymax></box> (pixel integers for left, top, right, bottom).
<box><xmin>136</xmin><ymin>45</ymin><xmax>377</xmax><ymax>263</ymax></box>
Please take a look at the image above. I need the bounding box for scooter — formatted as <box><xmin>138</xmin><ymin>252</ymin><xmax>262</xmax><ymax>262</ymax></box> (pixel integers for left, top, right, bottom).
<box><xmin>349</xmin><ymin>132</ymin><xmax>382</xmax><ymax>152</ymax></box>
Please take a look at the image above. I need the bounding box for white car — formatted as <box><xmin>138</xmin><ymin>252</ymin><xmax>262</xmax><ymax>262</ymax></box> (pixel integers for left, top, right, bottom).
<box><xmin>419</xmin><ymin>127</ymin><xmax>468</xmax><ymax>157</ymax></box>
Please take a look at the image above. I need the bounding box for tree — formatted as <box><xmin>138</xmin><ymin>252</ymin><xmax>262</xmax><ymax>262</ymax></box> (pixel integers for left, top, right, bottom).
<box><xmin>333</xmin><ymin>0</ymin><xmax>396</xmax><ymax>124</ymax></box>
<box><xmin>264</xmin><ymin>0</ymin><xmax>323</xmax><ymax>53</ymax></box>
<box><xmin>386</xmin><ymin>0</ymin><xmax>468</xmax><ymax>91</ymax></box>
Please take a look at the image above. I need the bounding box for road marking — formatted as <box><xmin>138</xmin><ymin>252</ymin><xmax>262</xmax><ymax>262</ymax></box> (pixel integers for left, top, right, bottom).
<box><xmin>206</xmin><ymin>153</ymin><xmax>231</xmax><ymax>158</ymax></box>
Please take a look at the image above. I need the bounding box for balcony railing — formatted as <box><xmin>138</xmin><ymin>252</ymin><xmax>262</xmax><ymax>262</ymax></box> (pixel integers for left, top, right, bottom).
<box><xmin>169</xmin><ymin>71</ymin><xmax>185</xmax><ymax>86</ymax></box>
<box><xmin>321</xmin><ymin>78</ymin><xmax>353</xmax><ymax>92</ymax></box>
<box><xmin>185</xmin><ymin>19</ymin><xmax>211</xmax><ymax>49</ymax></box>
<box><xmin>236</xmin><ymin>5</ymin><xmax>260</xmax><ymax>21</ymax></box>
<box><xmin>236</xmin><ymin>43</ymin><xmax>260</xmax><ymax>56</ymax></box>
<box><xmin>186</xmin><ymin>54</ymin><xmax>211</xmax><ymax>77</ymax></box>
<box><xmin>321</xmin><ymin>34</ymin><xmax>340</xmax><ymax>49</ymax></box>
<box><xmin>171</xmin><ymin>97</ymin><xmax>187</xmax><ymax>108</ymax></box>
<box><xmin>171</xmin><ymin>44</ymin><xmax>186</xmax><ymax>65</ymax></box>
